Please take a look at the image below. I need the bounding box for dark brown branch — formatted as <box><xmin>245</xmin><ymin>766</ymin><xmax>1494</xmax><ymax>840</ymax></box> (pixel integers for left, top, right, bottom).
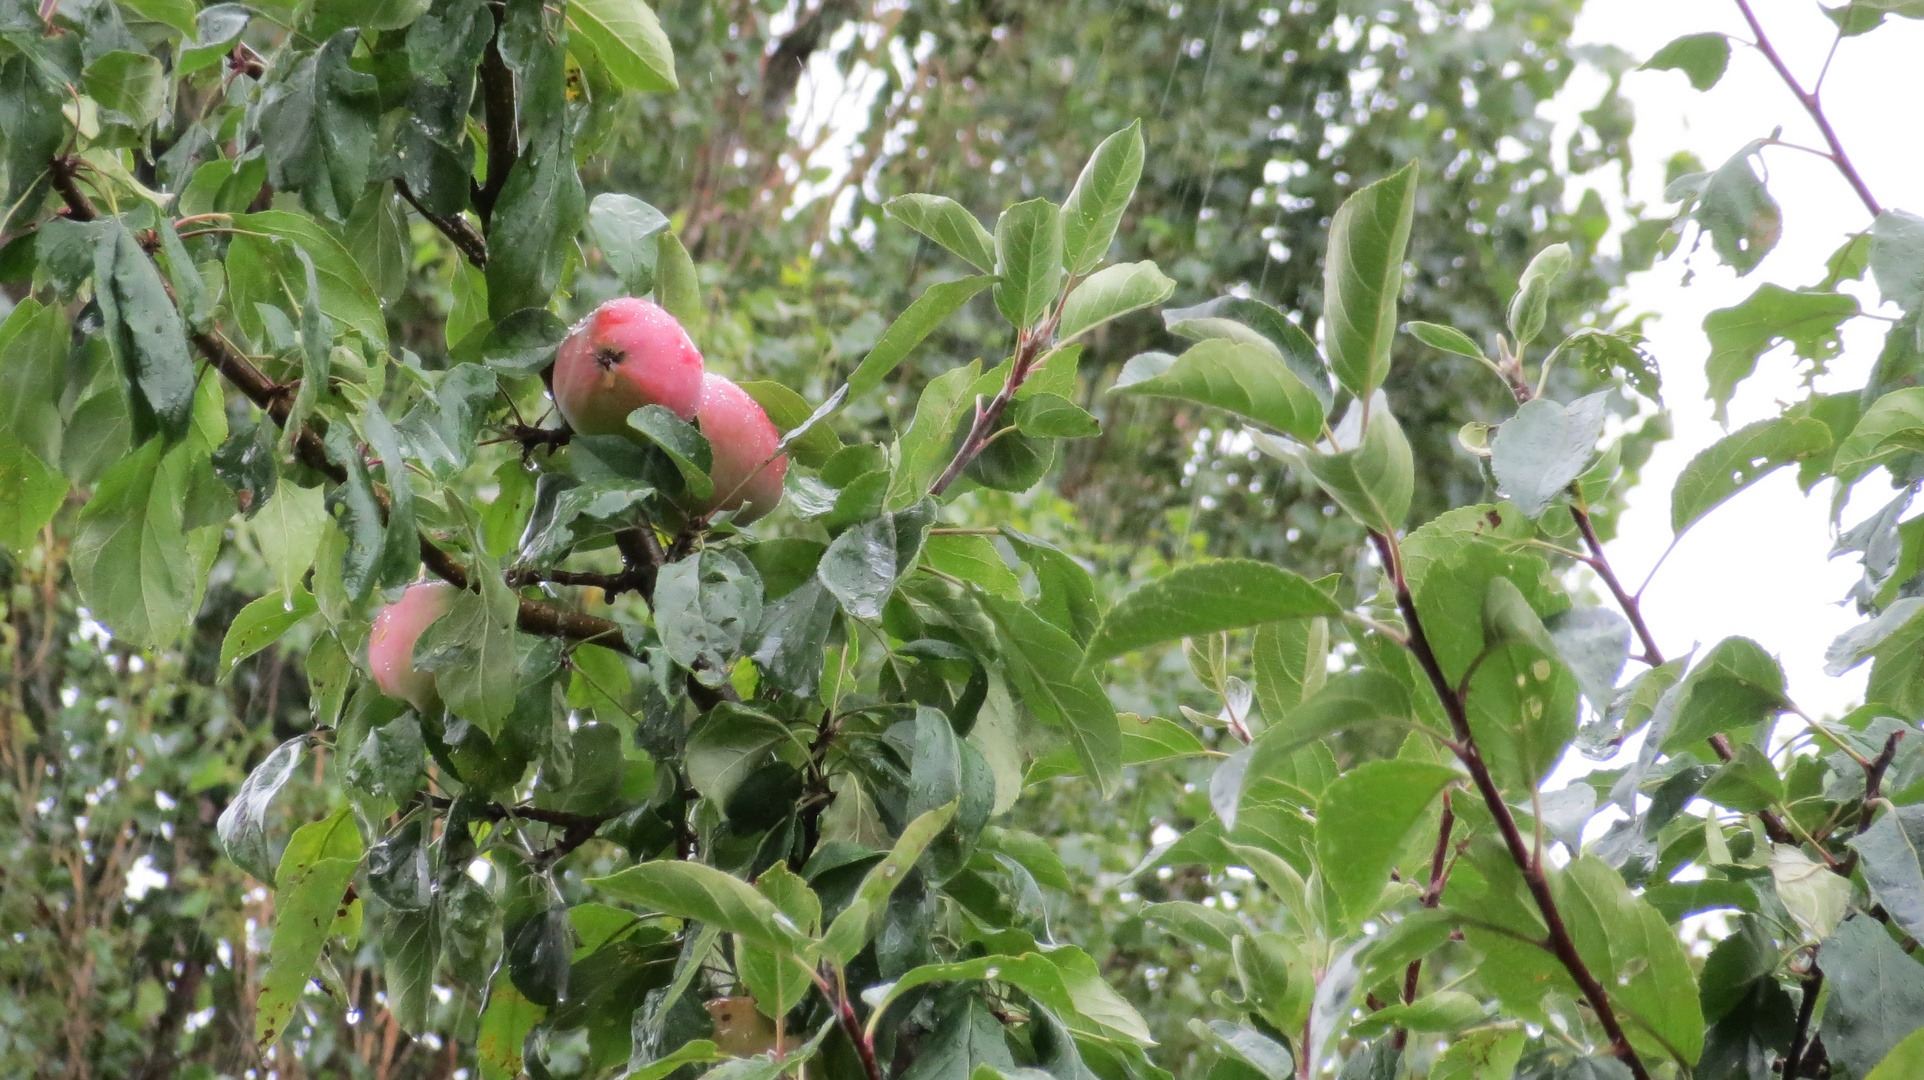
<box><xmin>1394</xmin><ymin>792</ymin><xmax>1456</xmax><ymax>1052</ymax></box>
<box><xmin>48</xmin><ymin>156</ymin><xmax>96</xmax><ymax>221</ymax></box>
<box><xmin>394</xmin><ymin>177</ymin><xmax>487</xmax><ymax>269</ymax></box>
<box><xmin>1732</xmin><ymin>0</ymin><xmax>1882</xmax><ymax>217</ymax></box>
<box><xmin>473</xmin><ymin>2</ymin><xmax>518</xmax><ymax>228</ymax></box>
<box><xmin>1782</xmin><ymin>962</ymin><xmax>1823</xmax><ymax>1078</ymax></box>
<box><xmin>1858</xmin><ymin>730</ymin><xmax>1904</xmax><ymax>835</ymax></box>
<box><xmin>1370</xmin><ymin>531</ymin><xmax>1651</xmax><ymax>1080</ymax></box>
<box><xmin>760</xmin><ymin>0</ymin><xmax>858</xmax><ymax>120</ymax></box>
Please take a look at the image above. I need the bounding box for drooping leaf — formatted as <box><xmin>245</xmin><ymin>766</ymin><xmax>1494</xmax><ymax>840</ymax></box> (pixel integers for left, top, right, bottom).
<box><xmin>656</xmin><ymin>548</ymin><xmax>763</xmax><ymax>687</ymax></box>
<box><xmin>216</xmin><ymin>737</ymin><xmax>307</xmax><ymax>881</ymax></box>
<box><xmin>1845</xmin><ymin>805</ymin><xmax>1924</xmax><ymax>941</ymax></box>
<box><xmin>818</xmin><ymin>499</ymin><xmax>934</xmax><ymax>620</ymax></box>
<box><xmin>219</xmin><ymin>587</ymin><xmax>319</xmax><ymax>679</ymax></box>
<box><xmin>1832</xmin><ymin>386</ymin><xmax>1924</xmax><ymax>480</ymax></box>
<box><xmin>587</xmin><ymin>193</ymin><xmax>670</xmax><ymax>292</ymax></box>
<box><xmin>981</xmin><ymin>595</ymin><xmax>1121</xmax><ymax>798</ymax></box>
<box><xmin>257</xmin><ymin>31</ymin><xmax>380</xmax><ymax>223</ymax></box>
<box><xmin>589</xmin><ymin>861</ymin><xmax>804</xmax><ymax>952</ymax></box>
<box><xmin>1302</xmin><ymin>406</ymin><xmax>1416</xmax><ymax>532</ymax></box>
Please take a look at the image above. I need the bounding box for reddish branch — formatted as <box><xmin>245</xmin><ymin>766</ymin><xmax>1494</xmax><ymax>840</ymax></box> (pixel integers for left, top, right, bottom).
<box><xmin>1371</xmin><ymin>531</ymin><xmax>1652</xmax><ymax>1080</ymax></box>
<box><xmin>1732</xmin><ymin>0</ymin><xmax>1882</xmax><ymax>218</ymax></box>
<box><xmin>930</xmin><ymin>308</ymin><xmax>1063</xmax><ymax>497</ymax></box>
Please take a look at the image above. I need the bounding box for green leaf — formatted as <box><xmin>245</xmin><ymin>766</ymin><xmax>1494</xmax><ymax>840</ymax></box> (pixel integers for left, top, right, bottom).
<box><xmin>1820</xmin><ymin>915</ymin><xmax>1924</xmax><ymax>1080</ymax></box>
<box><xmin>1490</xmin><ymin>392</ymin><xmax>1606</xmax><ymax>518</ymax></box>
<box><xmin>311</xmin><ymin>0</ymin><xmax>431</xmax><ymax>34</ymax></box>
<box><xmin>626</xmin><ymin>404</ymin><xmax>714</xmax><ymax>501</ymax></box>
<box><xmin>1699</xmin><ymin>743</ymin><xmax>1785</xmax><ymax>813</ymax></box>
<box><xmin>259</xmin><ymin>30</ymin><xmax>380</xmax><ymax>223</ymax></box>
<box><xmin>1833</xmin><ymin>386</ymin><xmax>1924</xmax><ymax>479</ymax></box>
<box><xmin>1302</xmin><ymin>406</ymin><xmax>1415</xmax><ymax>532</ymax></box>
<box><xmin>1322</xmin><ymin>162</ymin><xmax>1419</xmax><ymax>398</ymax></box>
<box><xmin>1252</xmin><ymin>617</ymin><xmax>1330</xmax><ymax>721</ymax></box>
<box><xmin>1013</xmin><ymin>393</ymin><xmax>1100</xmax><ymax>439</ymax></box>
<box><xmin>1082</xmin><ymin>560</ymin><xmax>1338</xmax><ymax>668</ymax></box>
<box><xmin>118</xmin><ymin>0</ymin><xmax>200</xmax><ymax>35</ymax></box>
<box><xmin>1111</xmin><ymin>339</ymin><xmax>1325</xmax><ymax>442</ymax></box>
<box><xmin>0</xmin><ymin>298</ymin><xmax>68</xmax><ymax>466</ymax></box>
<box><xmin>1315</xmin><ymin>761</ymin><xmax>1457</xmax><ymax>924</ymax></box>
<box><xmin>656</xmin><ymin>548</ymin><xmax>763</xmax><ymax>687</ymax></box>
<box><xmin>1000</xmin><ymin>528</ymin><xmax>1099</xmax><ymax>644</ymax></box>
<box><xmin>885</xmin><ymin>195</ymin><xmax>997</xmax><ymax>273</ymax></box>
<box><xmin>568</xmin><ymin>0</ymin><xmax>677</xmax><ymax>92</ymax></box>
<box><xmin>94</xmin><ymin>220</ymin><xmax>197</xmax><ymax>442</ymax></box>
<box><xmin>587</xmin><ymin>193</ymin><xmax>670</xmax><ymax>292</ymax></box>
<box><xmin>1642</xmin><ymin>33</ymin><xmax>1731</xmax><ymax>90</ymax></box>
<box><xmin>220</xmin><ymin>588</ymin><xmax>319</xmax><ymax>679</ymax></box>
<box><xmin>1060</xmin><ymin>120</ymin><xmax>1145</xmax><ymax>275</ymax></box>
<box><xmin>818</xmin><ymin>499</ymin><xmax>934</xmax><ymax>620</ymax></box>
<box><xmin>590</xmin><ymin>861</ymin><xmax>804</xmax><ymax>952</ymax></box>
<box><xmin>981</xmin><ymin>595</ymin><xmax>1121</xmax><ymax>798</ymax></box>
<box><xmin>72</xmin><ymin>439</ymin><xmax>223</xmax><ymax>649</ymax></box>
<box><xmin>1403</xmin><ymin>321</ymin><xmax>1487</xmax><ymax>362</ymax></box>
<box><xmin>1845</xmin><ymin>805</ymin><xmax>1924</xmax><ymax>941</ymax></box>
<box><xmin>1349</xmin><ymin>991</ymin><xmax>1486</xmax><ymax>1038</ymax></box>
<box><xmin>83</xmin><ymin>51</ymin><xmax>165</xmax><ymax>127</ymax></box>
<box><xmin>1140</xmin><ymin>901</ymin><xmax>1244</xmax><ymax>953</ymax></box>
<box><xmin>1703</xmin><ymin>284</ymin><xmax>1857</xmax><ymax>421</ymax></box>
<box><xmin>738</xmin><ymin>380</ymin><xmax>846</xmax><ymax>470</ymax></box>
<box><xmin>924</xmin><ymin>534</ymin><xmax>1023</xmax><ymax>601</ymax></box>
<box><xmin>1671</xmin><ymin>416</ymin><xmax>1834</xmax><ymax>534</ymax></box>
<box><xmin>896</xmin><ymin>993</ymin><xmax>1020</xmax><ymax>1080</ymax></box>
<box><xmin>1198</xmin><ymin>1020</ymin><xmax>1295</xmax><ymax>1079</ymax></box>
<box><xmin>656</xmin><ymin>232</ymin><xmax>701</xmax><ymax>323</ymax></box>
<box><xmin>750</xmin><ymin>578</ymin><xmax>841</xmax><ymax>697</ymax></box>
<box><xmin>1871</xmin><ymin>208</ymin><xmax>1924</xmax><ymax>316</ymax></box>
<box><xmin>1661</xmin><ymin>637</ymin><xmax>1788</xmax><ymax>752</ymax></box>
<box><xmin>216</xmin><ymin>736</ymin><xmax>307</xmax><ymax>881</ymax></box>
<box><xmin>683</xmin><ymin>703</ymin><xmax>790</xmax><ymax>808</ymax></box>
<box><xmin>380</xmin><ymin>904</ymin><xmax>439</xmax><ymax>1033</ymax></box>
<box><xmin>891</xmin><ymin>360</ymin><xmax>981</xmax><ymax>503</ymax></box>
<box><xmin>413</xmin><ymin>587</ymin><xmax>522</xmax><ymax>738</ymax></box>
<box><xmin>231</xmin><ymin>211</ymin><xmax>390</xmax><ymax>347</ymax></box>
<box><xmin>1557</xmin><ymin>856</ymin><xmax>1704</xmax><ymax>1066</ymax></box>
<box><xmin>476</xmin><ymin>976</ymin><xmax>544</xmax><ymax>1080</ymax></box>
<box><xmin>1772</xmin><ymin>844</ymin><xmax>1851</xmax><ymax>943</ymax></box>
<box><xmin>1507</xmin><ymin>243</ymin><xmax>1573</xmax><ymax>347</ymax></box>
<box><xmin>1692</xmin><ymin>143</ymin><xmax>1783</xmax><ymax>278</ymax></box>
<box><xmin>817</xmin><ymin>801</ymin><xmax>958</xmax><ymax>966</ymax></box>
<box><xmin>848</xmin><ymin>275</ymin><xmax>996</xmax><ymax>400</ymax></box>
<box><xmin>1056</xmin><ymin>260</ymin><xmax>1173</xmax><ymax>342</ymax></box>
<box><xmin>256</xmin><ymin>806</ymin><xmax>363</xmax><ymax>1048</ymax></box>
<box><xmin>1164</xmin><ymin>295</ymin><xmax>1333</xmax><ymax>407</ymax></box>
<box><xmin>0</xmin><ymin>441</ymin><xmax>66</xmax><ymax>556</ymax></box>
<box><xmin>627</xmin><ymin>1040</ymin><xmax>724</xmax><ymax>1080</ymax></box>
<box><xmin>487</xmin><ymin>131</ymin><xmax>588</xmax><ymax>319</ymax></box>
<box><xmin>1867</xmin><ymin>1026</ymin><xmax>1924</xmax><ymax>1080</ymax></box>
<box><xmin>994</xmin><ymin>199</ymin><xmax>1066</xmax><ymax>331</ymax></box>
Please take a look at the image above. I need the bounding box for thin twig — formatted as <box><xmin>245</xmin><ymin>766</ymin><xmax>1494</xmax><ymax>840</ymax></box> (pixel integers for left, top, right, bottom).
<box><xmin>1732</xmin><ymin>0</ymin><xmax>1882</xmax><ymax>217</ymax></box>
<box><xmin>394</xmin><ymin>177</ymin><xmax>488</xmax><ymax>269</ymax></box>
<box><xmin>1394</xmin><ymin>793</ymin><xmax>1456</xmax><ymax>1052</ymax></box>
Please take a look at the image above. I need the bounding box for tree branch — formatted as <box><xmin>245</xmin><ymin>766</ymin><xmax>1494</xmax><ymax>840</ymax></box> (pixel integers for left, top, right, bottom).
<box><xmin>1731</xmin><ymin>0</ymin><xmax>1882</xmax><ymax>217</ymax></box>
<box><xmin>49</xmin><ymin>163</ymin><xmax>635</xmax><ymax>660</ymax></box>
<box><xmin>1370</xmin><ymin>530</ymin><xmax>1651</xmax><ymax>1080</ymax></box>
<box><xmin>1394</xmin><ymin>792</ymin><xmax>1455</xmax><ymax>1051</ymax></box>
<box><xmin>394</xmin><ymin>177</ymin><xmax>487</xmax><ymax>269</ymax></box>
<box><xmin>1782</xmin><ymin>961</ymin><xmax>1823</xmax><ymax>1078</ymax></box>
<box><xmin>48</xmin><ymin>156</ymin><xmax>96</xmax><ymax>221</ymax></box>
<box><xmin>930</xmin><ymin>313</ymin><xmax>1060</xmax><ymax>497</ymax></box>
<box><xmin>473</xmin><ymin>1</ymin><xmax>518</xmax><ymax>228</ymax></box>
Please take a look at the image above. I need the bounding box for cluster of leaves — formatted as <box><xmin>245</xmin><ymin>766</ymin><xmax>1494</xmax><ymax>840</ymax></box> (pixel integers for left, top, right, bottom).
<box><xmin>7</xmin><ymin>2</ymin><xmax>1924</xmax><ymax>1080</ymax></box>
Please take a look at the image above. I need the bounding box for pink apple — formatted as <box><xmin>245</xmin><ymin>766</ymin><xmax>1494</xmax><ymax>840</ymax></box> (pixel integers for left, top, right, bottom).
<box><xmin>552</xmin><ymin>297</ymin><xmax>705</xmax><ymax>433</ymax></box>
<box><xmin>368</xmin><ymin>581</ymin><xmax>458</xmax><ymax>711</ymax></box>
<box><xmin>697</xmin><ymin>372</ymin><xmax>787</xmax><ymax>524</ymax></box>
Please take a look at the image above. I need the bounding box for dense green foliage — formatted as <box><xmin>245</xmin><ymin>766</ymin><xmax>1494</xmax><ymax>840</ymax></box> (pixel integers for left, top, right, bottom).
<box><xmin>5</xmin><ymin>1</ymin><xmax>1924</xmax><ymax>1080</ymax></box>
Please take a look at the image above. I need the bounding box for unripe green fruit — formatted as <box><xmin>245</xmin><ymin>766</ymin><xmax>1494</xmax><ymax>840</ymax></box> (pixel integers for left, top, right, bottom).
<box><xmin>368</xmin><ymin>581</ymin><xmax>457</xmax><ymax>712</ymax></box>
<box><xmin>552</xmin><ymin>297</ymin><xmax>705</xmax><ymax>434</ymax></box>
<box><xmin>696</xmin><ymin>372</ymin><xmax>786</xmax><ymax>524</ymax></box>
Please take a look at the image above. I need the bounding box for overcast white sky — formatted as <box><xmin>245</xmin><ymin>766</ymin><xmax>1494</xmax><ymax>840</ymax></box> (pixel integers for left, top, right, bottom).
<box><xmin>1555</xmin><ymin>0</ymin><xmax>1924</xmax><ymax>720</ymax></box>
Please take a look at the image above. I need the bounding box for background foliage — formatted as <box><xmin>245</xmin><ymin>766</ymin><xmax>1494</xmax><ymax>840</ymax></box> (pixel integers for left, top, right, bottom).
<box><xmin>6</xmin><ymin>1</ymin><xmax>1923</xmax><ymax>1080</ymax></box>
